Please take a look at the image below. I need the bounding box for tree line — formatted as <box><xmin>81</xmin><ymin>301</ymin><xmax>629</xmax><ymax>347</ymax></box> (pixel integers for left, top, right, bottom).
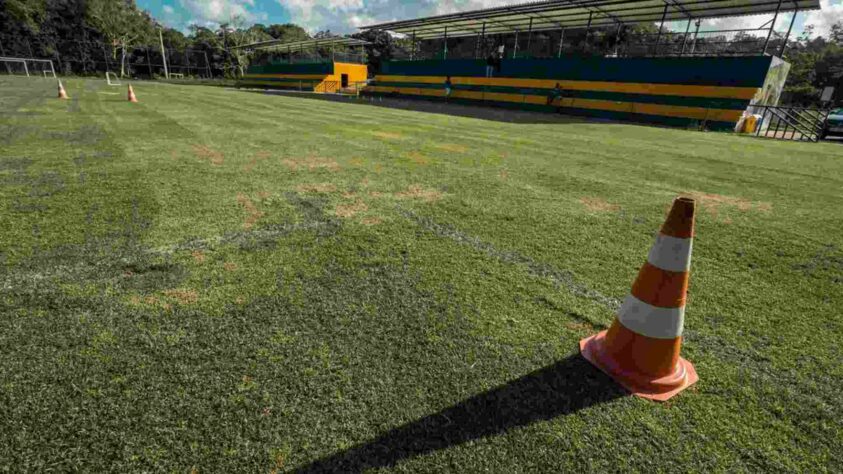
<box><xmin>0</xmin><ymin>0</ymin><xmax>309</xmax><ymax>78</ymax></box>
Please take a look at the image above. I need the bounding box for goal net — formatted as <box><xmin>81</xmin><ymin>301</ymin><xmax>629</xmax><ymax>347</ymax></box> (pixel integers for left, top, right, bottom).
<box><xmin>106</xmin><ymin>72</ymin><xmax>121</xmax><ymax>86</ymax></box>
<box><xmin>0</xmin><ymin>57</ymin><xmax>57</xmax><ymax>79</ymax></box>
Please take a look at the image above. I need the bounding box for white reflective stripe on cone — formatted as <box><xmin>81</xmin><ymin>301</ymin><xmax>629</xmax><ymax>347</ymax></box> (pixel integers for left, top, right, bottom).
<box><xmin>647</xmin><ymin>233</ymin><xmax>693</xmax><ymax>273</ymax></box>
<box><xmin>617</xmin><ymin>295</ymin><xmax>685</xmax><ymax>339</ymax></box>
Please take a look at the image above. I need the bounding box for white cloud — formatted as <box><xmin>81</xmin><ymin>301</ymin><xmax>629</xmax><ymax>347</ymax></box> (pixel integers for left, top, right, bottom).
<box><xmin>163</xmin><ymin>5</ymin><xmax>175</xmax><ymax>14</ymax></box>
<box><xmin>180</xmin><ymin>0</ymin><xmax>259</xmax><ymax>27</ymax></box>
<box><xmin>277</xmin><ymin>0</ymin><xmax>366</xmax><ymax>32</ymax></box>
<box><xmin>804</xmin><ymin>0</ymin><xmax>843</xmax><ymax>37</ymax></box>
<box><xmin>276</xmin><ymin>0</ymin><xmax>515</xmax><ymax>33</ymax></box>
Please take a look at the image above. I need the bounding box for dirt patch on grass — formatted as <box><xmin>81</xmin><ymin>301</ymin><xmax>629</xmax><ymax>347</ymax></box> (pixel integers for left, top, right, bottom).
<box><xmin>257</xmin><ymin>191</ymin><xmax>271</xmax><ymax>200</ymax></box>
<box><xmin>498</xmin><ymin>169</ymin><xmax>509</xmax><ymax>180</ymax></box>
<box><xmin>223</xmin><ymin>262</ymin><xmax>238</xmax><ymax>272</ymax></box>
<box><xmin>244</xmin><ymin>150</ymin><xmax>271</xmax><ymax>172</ymax></box>
<box><xmin>362</xmin><ymin>217</ymin><xmax>382</xmax><ymax>226</ymax></box>
<box><xmin>395</xmin><ymin>185</ymin><xmax>443</xmax><ymax>202</ymax></box>
<box><xmin>435</xmin><ymin>143</ymin><xmax>468</xmax><ymax>153</ymax></box>
<box><xmin>685</xmin><ymin>192</ymin><xmax>773</xmax><ymax>217</ymax></box>
<box><xmin>296</xmin><ymin>183</ymin><xmax>337</xmax><ymax>194</ymax></box>
<box><xmin>369</xmin><ymin>191</ymin><xmax>384</xmax><ymax>198</ymax></box>
<box><xmin>335</xmin><ymin>200</ymin><xmax>368</xmax><ymax>218</ymax></box>
<box><xmin>579</xmin><ymin>197</ymin><xmax>620</xmax><ymax>212</ymax></box>
<box><xmin>407</xmin><ymin>151</ymin><xmax>430</xmax><ymax>165</ymax></box>
<box><xmin>237</xmin><ymin>193</ymin><xmax>264</xmax><ymax>229</ymax></box>
<box><xmin>163</xmin><ymin>289</ymin><xmax>199</xmax><ymax>305</ymax></box>
<box><xmin>565</xmin><ymin>321</ymin><xmax>596</xmax><ymax>332</ymax></box>
<box><xmin>192</xmin><ymin>144</ymin><xmax>224</xmax><ymax>166</ymax></box>
<box><xmin>372</xmin><ymin>131</ymin><xmax>403</xmax><ymax>140</ymax></box>
<box><xmin>191</xmin><ymin>250</ymin><xmax>206</xmax><ymax>264</ymax></box>
<box><xmin>282</xmin><ymin>156</ymin><xmax>340</xmax><ymax>172</ymax></box>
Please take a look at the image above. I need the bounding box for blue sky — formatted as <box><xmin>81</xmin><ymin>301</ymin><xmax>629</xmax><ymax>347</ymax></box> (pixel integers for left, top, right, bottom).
<box><xmin>137</xmin><ymin>0</ymin><xmax>843</xmax><ymax>37</ymax></box>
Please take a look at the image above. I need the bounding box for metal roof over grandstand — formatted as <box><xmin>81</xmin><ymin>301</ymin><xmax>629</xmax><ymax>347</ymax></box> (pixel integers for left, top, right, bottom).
<box><xmin>231</xmin><ymin>37</ymin><xmax>370</xmax><ymax>51</ymax></box>
<box><xmin>361</xmin><ymin>0</ymin><xmax>821</xmax><ymax>39</ymax></box>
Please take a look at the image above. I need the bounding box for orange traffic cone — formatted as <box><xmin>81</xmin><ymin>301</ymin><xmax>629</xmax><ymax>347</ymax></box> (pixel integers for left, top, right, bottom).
<box><xmin>57</xmin><ymin>80</ymin><xmax>68</xmax><ymax>100</ymax></box>
<box><xmin>127</xmin><ymin>84</ymin><xmax>138</xmax><ymax>103</ymax></box>
<box><xmin>580</xmin><ymin>197</ymin><xmax>698</xmax><ymax>401</ymax></box>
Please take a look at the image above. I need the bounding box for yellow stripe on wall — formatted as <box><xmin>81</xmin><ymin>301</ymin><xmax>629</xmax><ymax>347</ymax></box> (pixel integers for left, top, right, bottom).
<box><xmin>244</xmin><ymin>73</ymin><xmax>328</xmax><ymax>80</ymax></box>
<box><xmin>366</xmin><ymin>86</ymin><xmax>742</xmax><ymax>123</ymax></box>
<box><xmin>374</xmin><ymin>75</ymin><xmax>758</xmax><ymax>100</ymax></box>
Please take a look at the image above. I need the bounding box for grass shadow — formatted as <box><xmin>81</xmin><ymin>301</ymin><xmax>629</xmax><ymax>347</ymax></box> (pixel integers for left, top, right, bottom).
<box><xmin>238</xmin><ymin>88</ymin><xmax>597</xmax><ymax>125</ymax></box>
<box><xmin>294</xmin><ymin>353</ymin><xmax>625</xmax><ymax>473</ymax></box>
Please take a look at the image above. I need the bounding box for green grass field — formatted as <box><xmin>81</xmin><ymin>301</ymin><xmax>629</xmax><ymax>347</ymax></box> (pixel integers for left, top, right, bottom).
<box><xmin>1</xmin><ymin>76</ymin><xmax>841</xmax><ymax>472</ymax></box>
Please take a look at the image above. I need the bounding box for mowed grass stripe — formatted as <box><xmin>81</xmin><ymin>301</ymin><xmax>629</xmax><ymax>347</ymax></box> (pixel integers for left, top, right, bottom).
<box><xmin>0</xmin><ymin>77</ymin><xmax>841</xmax><ymax>472</ymax></box>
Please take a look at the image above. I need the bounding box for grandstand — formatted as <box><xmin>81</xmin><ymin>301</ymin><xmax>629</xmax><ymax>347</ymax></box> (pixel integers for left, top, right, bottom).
<box><xmin>359</xmin><ymin>0</ymin><xmax>819</xmax><ymax>131</ymax></box>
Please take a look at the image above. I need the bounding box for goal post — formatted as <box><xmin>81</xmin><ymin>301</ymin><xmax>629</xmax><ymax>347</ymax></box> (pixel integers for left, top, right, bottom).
<box><xmin>0</xmin><ymin>57</ymin><xmax>56</xmax><ymax>79</ymax></box>
<box><xmin>106</xmin><ymin>72</ymin><xmax>122</xmax><ymax>86</ymax></box>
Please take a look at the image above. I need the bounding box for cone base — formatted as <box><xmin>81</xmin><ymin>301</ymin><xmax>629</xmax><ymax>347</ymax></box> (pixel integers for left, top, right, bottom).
<box><xmin>580</xmin><ymin>330</ymin><xmax>697</xmax><ymax>402</ymax></box>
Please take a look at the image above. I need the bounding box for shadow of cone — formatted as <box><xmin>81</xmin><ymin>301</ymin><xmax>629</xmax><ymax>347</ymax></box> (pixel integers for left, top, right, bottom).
<box><xmin>128</xmin><ymin>85</ymin><xmax>138</xmax><ymax>103</ymax></box>
<box><xmin>57</xmin><ymin>81</ymin><xmax>68</xmax><ymax>100</ymax></box>
<box><xmin>580</xmin><ymin>196</ymin><xmax>699</xmax><ymax>401</ymax></box>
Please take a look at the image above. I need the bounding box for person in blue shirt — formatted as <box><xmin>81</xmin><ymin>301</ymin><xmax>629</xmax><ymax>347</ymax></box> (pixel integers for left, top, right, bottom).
<box><xmin>444</xmin><ymin>76</ymin><xmax>453</xmax><ymax>100</ymax></box>
<box><xmin>547</xmin><ymin>82</ymin><xmax>564</xmax><ymax>106</ymax></box>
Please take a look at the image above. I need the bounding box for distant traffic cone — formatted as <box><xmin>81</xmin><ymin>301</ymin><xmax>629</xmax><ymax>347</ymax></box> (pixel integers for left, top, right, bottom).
<box><xmin>127</xmin><ymin>84</ymin><xmax>138</xmax><ymax>103</ymax></box>
<box><xmin>57</xmin><ymin>80</ymin><xmax>68</xmax><ymax>100</ymax></box>
<box><xmin>580</xmin><ymin>197</ymin><xmax>698</xmax><ymax>401</ymax></box>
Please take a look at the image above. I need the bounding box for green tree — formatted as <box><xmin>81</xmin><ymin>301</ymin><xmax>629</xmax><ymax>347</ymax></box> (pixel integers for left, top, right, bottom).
<box><xmin>5</xmin><ymin>0</ymin><xmax>46</xmax><ymax>33</ymax></box>
<box><xmin>266</xmin><ymin>24</ymin><xmax>309</xmax><ymax>42</ymax></box>
<box><xmin>86</xmin><ymin>0</ymin><xmax>155</xmax><ymax>76</ymax></box>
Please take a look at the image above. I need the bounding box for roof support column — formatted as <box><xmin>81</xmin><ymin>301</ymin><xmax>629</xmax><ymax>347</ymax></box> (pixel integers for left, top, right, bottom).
<box><xmin>513</xmin><ymin>30</ymin><xmax>519</xmax><ymax>58</ymax></box>
<box><xmin>763</xmin><ymin>0</ymin><xmax>784</xmax><ymax>55</ymax></box>
<box><xmin>691</xmin><ymin>19</ymin><xmax>700</xmax><ymax>54</ymax></box>
<box><xmin>411</xmin><ymin>30</ymin><xmax>416</xmax><ymax>60</ymax></box>
<box><xmin>557</xmin><ymin>29</ymin><xmax>565</xmax><ymax>58</ymax></box>
<box><xmin>779</xmin><ymin>7</ymin><xmax>798</xmax><ymax>57</ymax></box>
<box><xmin>655</xmin><ymin>4</ymin><xmax>668</xmax><ymax>56</ymax></box>
<box><xmin>526</xmin><ymin>17</ymin><xmax>533</xmax><ymax>58</ymax></box>
<box><xmin>585</xmin><ymin>12</ymin><xmax>593</xmax><ymax>48</ymax></box>
<box><xmin>443</xmin><ymin>26</ymin><xmax>448</xmax><ymax>60</ymax></box>
<box><xmin>480</xmin><ymin>22</ymin><xmax>486</xmax><ymax>59</ymax></box>
<box><xmin>680</xmin><ymin>18</ymin><xmax>692</xmax><ymax>56</ymax></box>
<box><xmin>614</xmin><ymin>22</ymin><xmax>623</xmax><ymax>56</ymax></box>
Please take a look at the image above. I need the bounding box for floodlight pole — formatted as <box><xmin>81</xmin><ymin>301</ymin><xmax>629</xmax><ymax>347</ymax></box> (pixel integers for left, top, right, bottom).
<box><xmin>779</xmin><ymin>8</ymin><xmax>798</xmax><ymax>57</ymax></box>
<box><xmin>159</xmin><ymin>29</ymin><xmax>169</xmax><ymax>79</ymax></box>
<box><xmin>763</xmin><ymin>0</ymin><xmax>784</xmax><ymax>55</ymax></box>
